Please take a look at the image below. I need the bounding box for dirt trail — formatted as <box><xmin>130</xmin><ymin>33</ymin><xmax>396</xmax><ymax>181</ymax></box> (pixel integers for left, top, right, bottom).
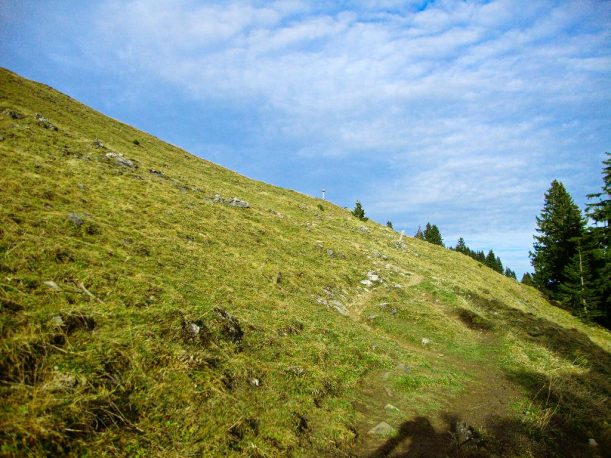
<box><xmin>351</xmin><ymin>333</ymin><xmax>524</xmax><ymax>457</ymax></box>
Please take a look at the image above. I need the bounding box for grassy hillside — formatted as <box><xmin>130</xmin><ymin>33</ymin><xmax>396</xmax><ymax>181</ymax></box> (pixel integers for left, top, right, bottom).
<box><xmin>0</xmin><ymin>67</ymin><xmax>609</xmax><ymax>457</ymax></box>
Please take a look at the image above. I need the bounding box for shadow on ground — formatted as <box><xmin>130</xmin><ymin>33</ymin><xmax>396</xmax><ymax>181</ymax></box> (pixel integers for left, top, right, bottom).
<box><xmin>365</xmin><ymin>295</ymin><xmax>610</xmax><ymax>457</ymax></box>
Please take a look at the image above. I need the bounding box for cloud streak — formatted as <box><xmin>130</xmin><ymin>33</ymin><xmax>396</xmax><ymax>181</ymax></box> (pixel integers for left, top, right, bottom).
<box><xmin>1</xmin><ymin>0</ymin><xmax>609</xmax><ymax>275</ymax></box>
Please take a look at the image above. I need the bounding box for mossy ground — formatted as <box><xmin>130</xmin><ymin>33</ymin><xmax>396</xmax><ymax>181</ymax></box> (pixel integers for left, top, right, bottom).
<box><xmin>0</xmin><ymin>68</ymin><xmax>609</xmax><ymax>457</ymax></box>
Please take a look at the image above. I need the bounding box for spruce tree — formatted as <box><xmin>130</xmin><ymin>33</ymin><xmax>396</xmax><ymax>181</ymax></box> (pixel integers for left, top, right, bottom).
<box><xmin>585</xmin><ymin>153</ymin><xmax>610</xmax><ymax>326</ymax></box>
<box><xmin>521</xmin><ymin>272</ymin><xmax>534</xmax><ymax>286</ymax></box>
<box><xmin>351</xmin><ymin>201</ymin><xmax>368</xmax><ymax>221</ymax></box>
<box><xmin>530</xmin><ymin>180</ymin><xmax>585</xmax><ymax>299</ymax></box>
<box><xmin>424</xmin><ymin>224</ymin><xmax>444</xmax><ymax>246</ymax></box>
<box><xmin>558</xmin><ymin>239</ymin><xmax>599</xmax><ymax>320</ymax></box>
<box><xmin>386</xmin><ymin>221</ymin><xmax>393</xmax><ymax>229</ymax></box>
<box><xmin>415</xmin><ymin>226</ymin><xmax>424</xmax><ymax>240</ymax></box>
<box><xmin>455</xmin><ymin>237</ymin><xmax>467</xmax><ymax>254</ymax></box>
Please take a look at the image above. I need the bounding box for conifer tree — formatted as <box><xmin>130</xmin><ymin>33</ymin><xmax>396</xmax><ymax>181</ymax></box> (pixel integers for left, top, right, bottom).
<box><xmin>423</xmin><ymin>223</ymin><xmax>444</xmax><ymax>246</ymax></box>
<box><xmin>504</xmin><ymin>267</ymin><xmax>517</xmax><ymax>279</ymax></box>
<box><xmin>585</xmin><ymin>153</ymin><xmax>610</xmax><ymax>326</ymax></box>
<box><xmin>558</xmin><ymin>239</ymin><xmax>599</xmax><ymax>320</ymax></box>
<box><xmin>351</xmin><ymin>201</ymin><xmax>368</xmax><ymax>221</ymax></box>
<box><xmin>386</xmin><ymin>221</ymin><xmax>393</xmax><ymax>229</ymax></box>
<box><xmin>521</xmin><ymin>272</ymin><xmax>534</xmax><ymax>286</ymax></box>
<box><xmin>414</xmin><ymin>226</ymin><xmax>424</xmax><ymax>240</ymax></box>
<box><xmin>455</xmin><ymin>237</ymin><xmax>467</xmax><ymax>254</ymax></box>
<box><xmin>530</xmin><ymin>180</ymin><xmax>585</xmax><ymax>299</ymax></box>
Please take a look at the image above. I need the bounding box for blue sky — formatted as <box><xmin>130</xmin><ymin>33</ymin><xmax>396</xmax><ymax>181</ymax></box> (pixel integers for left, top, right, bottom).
<box><xmin>1</xmin><ymin>0</ymin><xmax>610</xmax><ymax>276</ymax></box>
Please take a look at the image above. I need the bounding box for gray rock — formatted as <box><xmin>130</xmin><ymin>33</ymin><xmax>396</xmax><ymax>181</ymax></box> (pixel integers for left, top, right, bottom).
<box><xmin>367</xmin><ymin>271</ymin><xmax>380</xmax><ymax>282</ymax></box>
<box><xmin>421</xmin><ymin>337</ymin><xmax>431</xmax><ymax>346</ymax></box>
<box><xmin>589</xmin><ymin>438</ymin><xmax>598</xmax><ymax>447</ymax></box>
<box><xmin>455</xmin><ymin>421</ymin><xmax>473</xmax><ymax>444</ymax></box>
<box><xmin>105</xmin><ymin>151</ymin><xmax>136</xmax><ymax>168</ymax></box>
<box><xmin>2</xmin><ymin>109</ymin><xmax>24</xmax><ymax>119</ymax></box>
<box><xmin>326</xmin><ymin>249</ymin><xmax>335</xmax><ymax>257</ymax></box>
<box><xmin>249</xmin><ymin>377</ymin><xmax>261</xmax><ymax>387</ymax></box>
<box><xmin>35</xmin><ymin>113</ymin><xmax>58</xmax><ymax>130</ymax></box>
<box><xmin>92</xmin><ymin>138</ymin><xmax>105</xmax><ymax>148</ymax></box>
<box><xmin>226</xmin><ymin>197</ymin><xmax>250</xmax><ymax>208</ymax></box>
<box><xmin>360</xmin><ymin>279</ymin><xmax>374</xmax><ymax>287</ymax></box>
<box><xmin>50</xmin><ymin>315</ymin><xmax>64</xmax><ymax>327</ymax></box>
<box><xmin>368</xmin><ymin>422</ymin><xmax>395</xmax><ymax>436</ymax></box>
<box><xmin>67</xmin><ymin>213</ymin><xmax>84</xmax><ymax>227</ymax></box>
<box><xmin>44</xmin><ymin>281</ymin><xmax>62</xmax><ymax>292</ymax></box>
<box><xmin>359</xmin><ymin>225</ymin><xmax>369</xmax><ymax>233</ymax></box>
<box><xmin>385</xmin><ymin>404</ymin><xmax>401</xmax><ymax>415</ymax></box>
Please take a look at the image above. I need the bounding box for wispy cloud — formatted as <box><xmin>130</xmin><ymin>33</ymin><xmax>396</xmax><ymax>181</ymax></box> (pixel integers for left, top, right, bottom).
<box><xmin>1</xmin><ymin>0</ymin><xmax>609</xmax><ymax>275</ymax></box>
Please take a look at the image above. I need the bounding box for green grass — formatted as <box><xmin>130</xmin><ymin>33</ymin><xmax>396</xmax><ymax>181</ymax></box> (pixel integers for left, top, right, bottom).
<box><xmin>1</xmin><ymin>67</ymin><xmax>610</xmax><ymax>457</ymax></box>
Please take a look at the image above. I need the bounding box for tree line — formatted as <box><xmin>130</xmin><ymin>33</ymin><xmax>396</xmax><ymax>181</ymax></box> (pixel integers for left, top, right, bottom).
<box><xmin>528</xmin><ymin>153</ymin><xmax>609</xmax><ymax>327</ymax></box>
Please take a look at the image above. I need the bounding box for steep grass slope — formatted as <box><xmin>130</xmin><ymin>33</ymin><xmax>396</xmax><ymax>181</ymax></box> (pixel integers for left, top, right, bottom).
<box><xmin>0</xmin><ymin>68</ymin><xmax>609</xmax><ymax>457</ymax></box>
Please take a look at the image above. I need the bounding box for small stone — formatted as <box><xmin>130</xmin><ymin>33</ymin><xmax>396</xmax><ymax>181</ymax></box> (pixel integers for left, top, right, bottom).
<box><xmin>588</xmin><ymin>438</ymin><xmax>598</xmax><ymax>447</ymax></box>
<box><xmin>421</xmin><ymin>337</ymin><xmax>431</xmax><ymax>346</ymax></box>
<box><xmin>226</xmin><ymin>197</ymin><xmax>250</xmax><ymax>208</ymax></box>
<box><xmin>359</xmin><ymin>225</ymin><xmax>369</xmax><ymax>233</ymax></box>
<box><xmin>92</xmin><ymin>138</ymin><xmax>104</xmax><ymax>148</ymax></box>
<box><xmin>67</xmin><ymin>213</ymin><xmax>84</xmax><ymax>227</ymax></box>
<box><xmin>385</xmin><ymin>404</ymin><xmax>401</xmax><ymax>414</ymax></box>
<box><xmin>390</xmin><ymin>307</ymin><xmax>398</xmax><ymax>316</ymax></box>
<box><xmin>360</xmin><ymin>279</ymin><xmax>373</xmax><ymax>287</ymax></box>
<box><xmin>49</xmin><ymin>315</ymin><xmax>64</xmax><ymax>327</ymax></box>
<box><xmin>44</xmin><ymin>281</ymin><xmax>62</xmax><ymax>292</ymax></box>
<box><xmin>35</xmin><ymin>113</ymin><xmax>57</xmax><ymax>130</ymax></box>
<box><xmin>105</xmin><ymin>151</ymin><xmax>136</xmax><ymax>168</ymax></box>
<box><xmin>249</xmin><ymin>378</ymin><xmax>260</xmax><ymax>387</ymax></box>
<box><xmin>187</xmin><ymin>322</ymin><xmax>200</xmax><ymax>336</ymax></box>
<box><xmin>378</xmin><ymin>303</ymin><xmax>389</xmax><ymax>309</ymax></box>
<box><xmin>368</xmin><ymin>422</ymin><xmax>395</xmax><ymax>436</ymax></box>
<box><xmin>367</xmin><ymin>271</ymin><xmax>380</xmax><ymax>282</ymax></box>
<box><xmin>326</xmin><ymin>249</ymin><xmax>335</xmax><ymax>257</ymax></box>
<box><xmin>2</xmin><ymin>109</ymin><xmax>24</xmax><ymax>119</ymax></box>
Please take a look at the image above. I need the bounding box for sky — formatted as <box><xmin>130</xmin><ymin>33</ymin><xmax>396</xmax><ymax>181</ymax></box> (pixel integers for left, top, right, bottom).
<box><xmin>1</xmin><ymin>0</ymin><xmax>610</xmax><ymax>277</ymax></box>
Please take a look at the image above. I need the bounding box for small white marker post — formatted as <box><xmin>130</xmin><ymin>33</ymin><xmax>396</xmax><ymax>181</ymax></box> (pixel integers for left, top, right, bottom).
<box><xmin>322</xmin><ymin>189</ymin><xmax>326</xmax><ymax>200</ymax></box>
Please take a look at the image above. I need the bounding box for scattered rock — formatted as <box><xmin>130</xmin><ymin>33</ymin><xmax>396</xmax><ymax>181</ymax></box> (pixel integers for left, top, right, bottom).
<box><xmin>368</xmin><ymin>422</ymin><xmax>395</xmax><ymax>436</ymax></box>
<box><xmin>455</xmin><ymin>421</ymin><xmax>476</xmax><ymax>445</ymax></box>
<box><xmin>49</xmin><ymin>315</ymin><xmax>64</xmax><ymax>327</ymax></box>
<box><xmin>44</xmin><ymin>281</ymin><xmax>62</xmax><ymax>292</ymax></box>
<box><xmin>248</xmin><ymin>377</ymin><xmax>261</xmax><ymax>387</ymax></box>
<box><xmin>105</xmin><ymin>151</ymin><xmax>136</xmax><ymax>168</ymax></box>
<box><xmin>67</xmin><ymin>213</ymin><xmax>84</xmax><ymax>227</ymax></box>
<box><xmin>385</xmin><ymin>404</ymin><xmax>401</xmax><ymax>415</ymax></box>
<box><xmin>315</xmin><ymin>296</ymin><xmax>348</xmax><ymax>316</ymax></box>
<box><xmin>92</xmin><ymin>138</ymin><xmax>105</xmax><ymax>148</ymax></box>
<box><xmin>212</xmin><ymin>193</ymin><xmax>250</xmax><ymax>208</ymax></box>
<box><xmin>361</xmin><ymin>271</ymin><xmax>382</xmax><ymax>287</ymax></box>
<box><xmin>390</xmin><ymin>307</ymin><xmax>398</xmax><ymax>316</ymax></box>
<box><xmin>421</xmin><ymin>337</ymin><xmax>431</xmax><ymax>346</ymax></box>
<box><xmin>214</xmin><ymin>308</ymin><xmax>244</xmax><ymax>343</ymax></box>
<box><xmin>35</xmin><ymin>113</ymin><xmax>58</xmax><ymax>130</ymax></box>
<box><xmin>286</xmin><ymin>366</ymin><xmax>305</xmax><ymax>376</ymax></box>
<box><xmin>378</xmin><ymin>303</ymin><xmax>389</xmax><ymax>309</ymax></box>
<box><xmin>326</xmin><ymin>249</ymin><xmax>335</xmax><ymax>257</ymax></box>
<box><xmin>358</xmin><ymin>225</ymin><xmax>369</xmax><ymax>233</ymax></box>
<box><xmin>2</xmin><ymin>109</ymin><xmax>24</xmax><ymax>119</ymax></box>
<box><xmin>372</xmin><ymin>251</ymin><xmax>388</xmax><ymax>260</ymax></box>
<box><xmin>588</xmin><ymin>438</ymin><xmax>598</xmax><ymax>447</ymax></box>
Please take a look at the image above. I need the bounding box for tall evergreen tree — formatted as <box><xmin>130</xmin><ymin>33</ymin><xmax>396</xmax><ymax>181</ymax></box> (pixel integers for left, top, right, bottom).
<box><xmin>351</xmin><ymin>201</ymin><xmax>368</xmax><ymax>221</ymax></box>
<box><xmin>521</xmin><ymin>272</ymin><xmax>534</xmax><ymax>286</ymax></box>
<box><xmin>455</xmin><ymin>237</ymin><xmax>467</xmax><ymax>254</ymax></box>
<box><xmin>386</xmin><ymin>220</ymin><xmax>393</xmax><ymax>229</ymax></box>
<box><xmin>585</xmin><ymin>153</ymin><xmax>610</xmax><ymax>326</ymax></box>
<box><xmin>558</xmin><ymin>238</ymin><xmax>599</xmax><ymax>320</ymax></box>
<box><xmin>414</xmin><ymin>226</ymin><xmax>424</xmax><ymax>240</ymax></box>
<box><xmin>530</xmin><ymin>180</ymin><xmax>585</xmax><ymax>299</ymax></box>
<box><xmin>423</xmin><ymin>223</ymin><xmax>444</xmax><ymax>246</ymax></box>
